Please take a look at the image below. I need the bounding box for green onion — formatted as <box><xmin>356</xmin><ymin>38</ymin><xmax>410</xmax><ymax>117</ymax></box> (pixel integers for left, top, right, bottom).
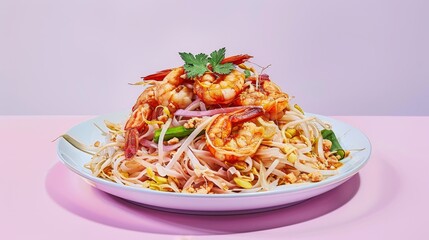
<box><xmin>321</xmin><ymin>129</ymin><xmax>345</xmax><ymax>160</ymax></box>
<box><xmin>153</xmin><ymin>126</ymin><xmax>199</xmax><ymax>143</ymax></box>
<box><xmin>244</xmin><ymin>69</ymin><xmax>252</xmax><ymax>79</ymax></box>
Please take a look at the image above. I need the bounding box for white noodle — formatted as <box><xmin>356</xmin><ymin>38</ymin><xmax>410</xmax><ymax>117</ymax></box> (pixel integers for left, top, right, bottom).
<box><xmin>166</xmin><ymin>116</ymin><xmax>213</xmax><ymax>169</ymax></box>
<box><xmin>155</xmin><ymin>163</ymin><xmax>182</xmax><ymax>178</ymax></box>
<box><xmin>157</xmin><ymin>117</ymin><xmax>172</xmax><ymax>164</ymax></box>
<box><xmin>266</xmin><ymin>159</ymin><xmax>280</xmax><ymax>177</ymax></box>
<box><xmin>185</xmin><ymin>148</ymin><xmax>208</xmax><ymax>172</ymax></box>
<box><xmin>83</xmin><ymin>74</ymin><xmax>347</xmax><ymax>193</ymax></box>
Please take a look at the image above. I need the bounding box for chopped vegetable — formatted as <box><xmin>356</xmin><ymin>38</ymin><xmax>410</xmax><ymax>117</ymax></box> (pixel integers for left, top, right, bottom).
<box><xmin>244</xmin><ymin>69</ymin><xmax>252</xmax><ymax>78</ymax></box>
<box><xmin>153</xmin><ymin>126</ymin><xmax>198</xmax><ymax>143</ymax></box>
<box><xmin>321</xmin><ymin>129</ymin><xmax>346</xmax><ymax>160</ymax></box>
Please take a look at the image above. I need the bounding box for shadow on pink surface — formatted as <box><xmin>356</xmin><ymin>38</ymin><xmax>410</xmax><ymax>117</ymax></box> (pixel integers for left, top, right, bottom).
<box><xmin>45</xmin><ymin>163</ymin><xmax>360</xmax><ymax>235</ymax></box>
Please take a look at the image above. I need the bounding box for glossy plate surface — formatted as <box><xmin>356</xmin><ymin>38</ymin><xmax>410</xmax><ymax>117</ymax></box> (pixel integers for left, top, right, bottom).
<box><xmin>56</xmin><ymin>112</ymin><xmax>371</xmax><ymax>214</ymax></box>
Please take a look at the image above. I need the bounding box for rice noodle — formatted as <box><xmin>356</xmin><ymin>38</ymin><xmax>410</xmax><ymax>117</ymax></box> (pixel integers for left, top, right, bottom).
<box><xmin>81</xmin><ymin>54</ymin><xmax>348</xmax><ymax>194</ymax></box>
<box><xmin>165</xmin><ymin>116</ymin><xmax>213</xmax><ymax>170</ymax></box>
<box><xmin>155</xmin><ymin>163</ymin><xmax>182</xmax><ymax>178</ymax></box>
<box><xmin>85</xmin><ymin>106</ymin><xmax>345</xmax><ymax>192</ymax></box>
<box><xmin>316</xmin><ymin>135</ymin><xmax>326</xmax><ymax>161</ymax></box>
<box><xmin>266</xmin><ymin>159</ymin><xmax>280</xmax><ymax>177</ymax></box>
<box><xmin>157</xmin><ymin>118</ymin><xmax>172</xmax><ymax>164</ymax></box>
<box><xmin>191</xmin><ymin>148</ymin><xmax>229</xmax><ymax>169</ymax></box>
<box><xmin>185</xmin><ymin>148</ymin><xmax>208</xmax><ymax>172</ymax></box>
<box><xmin>294</xmin><ymin>159</ymin><xmax>317</xmax><ymax>173</ymax></box>
<box><xmin>298</xmin><ymin>153</ymin><xmax>318</xmax><ymax>162</ymax></box>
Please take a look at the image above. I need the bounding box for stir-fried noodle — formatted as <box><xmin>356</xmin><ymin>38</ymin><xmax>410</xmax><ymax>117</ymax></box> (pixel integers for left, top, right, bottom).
<box><xmin>79</xmin><ymin>49</ymin><xmax>349</xmax><ymax>194</ymax></box>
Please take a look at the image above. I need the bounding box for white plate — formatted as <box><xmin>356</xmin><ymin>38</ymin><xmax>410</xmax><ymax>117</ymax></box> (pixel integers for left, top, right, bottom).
<box><xmin>56</xmin><ymin>112</ymin><xmax>371</xmax><ymax>214</ymax></box>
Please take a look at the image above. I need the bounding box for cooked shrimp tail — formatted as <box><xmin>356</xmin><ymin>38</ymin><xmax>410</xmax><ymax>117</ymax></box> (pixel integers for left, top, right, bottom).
<box><xmin>142</xmin><ymin>68</ymin><xmax>173</xmax><ymax>81</ymax></box>
<box><xmin>230</xmin><ymin>106</ymin><xmax>264</xmax><ymax>123</ymax></box>
<box><xmin>124</xmin><ymin>128</ymin><xmax>139</xmax><ymax>158</ymax></box>
<box><xmin>221</xmin><ymin>54</ymin><xmax>253</xmax><ymax>65</ymax></box>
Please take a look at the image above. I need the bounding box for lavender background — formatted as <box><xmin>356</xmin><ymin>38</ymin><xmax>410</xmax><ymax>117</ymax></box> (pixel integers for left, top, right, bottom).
<box><xmin>1</xmin><ymin>0</ymin><xmax>428</xmax><ymax>115</ymax></box>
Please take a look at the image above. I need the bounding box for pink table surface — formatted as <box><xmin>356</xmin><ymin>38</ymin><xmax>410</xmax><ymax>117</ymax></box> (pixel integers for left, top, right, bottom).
<box><xmin>1</xmin><ymin>115</ymin><xmax>427</xmax><ymax>240</ymax></box>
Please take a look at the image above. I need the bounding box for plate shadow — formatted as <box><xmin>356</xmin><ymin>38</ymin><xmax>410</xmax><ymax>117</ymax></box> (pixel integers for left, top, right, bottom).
<box><xmin>46</xmin><ymin>163</ymin><xmax>360</xmax><ymax>235</ymax></box>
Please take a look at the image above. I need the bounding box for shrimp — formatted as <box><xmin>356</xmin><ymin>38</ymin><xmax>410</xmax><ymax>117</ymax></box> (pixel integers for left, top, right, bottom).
<box><xmin>234</xmin><ymin>75</ymin><xmax>290</xmax><ymax>120</ymax></box>
<box><xmin>124</xmin><ymin>86</ymin><xmax>157</xmax><ymax>158</ymax></box>
<box><xmin>140</xmin><ymin>54</ymin><xmax>253</xmax><ymax>81</ymax></box>
<box><xmin>205</xmin><ymin>106</ymin><xmax>265</xmax><ymax>162</ymax></box>
<box><xmin>124</xmin><ymin>68</ymin><xmax>194</xmax><ymax>158</ymax></box>
<box><xmin>125</xmin><ymin>86</ymin><xmax>157</xmax><ymax>132</ymax></box>
<box><xmin>124</xmin><ymin>128</ymin><xmax>139</xmax><ymax>159</ymax></box>
<box><xmin>194</xmin><ymin>69</ymin><xmax>245</xmax><ymax>105</ymax></box>
<box><xmin>123</xmin><ymin>54</ymin><xmax>253</xmax><ymax>158</ymax></box>
<box><xmin>155</xmin><ymin>67</ymin><xmax>193</xmax><ymax>113</ymax></box>
<box><xmin>143</xmin><ymin>54</ymin><xmax>253</xmax><ymax>106</ymax></box>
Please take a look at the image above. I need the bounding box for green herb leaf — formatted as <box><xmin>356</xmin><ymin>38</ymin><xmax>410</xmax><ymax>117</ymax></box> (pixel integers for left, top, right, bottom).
<box><xmin>212</xmin><ymin>62</ymin><xmax>235</xmax><ymax>74</ymax></box>
<box><xmin>153</xmin><ymin>126</ymin><xmax>204</xmax><ymax>143</ymax></box>
<box><xmin>179</xmin><ymin>52</ymin><xmax>196</xmax><ymax>64</ymax></box>
<box><xmin>194</xmin><ymin>53</ymin><xmax>209</xmax><ymax>64</ymax></box>
<box><xmin>321</xmin><ymin>129</ymin><xmax>346</xmax><ymax>160</ymax></box>
<box><xmin>179</xmin><ymin>48</ymin><xmax>236</xmax><ymax>78</ymax></box>
<box><xmin>183</xmin><ymin>63</ymin><xmax>207</xmax><ymax>78</ymax></box>
<box><xmin>179</xmin><ymin>52</ymin><xmax>209</xmax><ymax>78</ymax></box>
<box><xmin>209</xmin><ymin>48</ymin><xmax>235</xmax><ymax>75</ymax></box>
<box><xmin>208</xmin><ymin>47</ymin><xmax>226</xmax><ymax>67</ymax></box>
<box><xmin>244</xmin><ymin>69</ymin><xmax>251</xmax><ymax>78</ymax></box>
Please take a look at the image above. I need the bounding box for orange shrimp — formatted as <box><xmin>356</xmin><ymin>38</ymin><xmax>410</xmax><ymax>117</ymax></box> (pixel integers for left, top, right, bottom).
<box><xmin>205</xmin><ymin>106</ymin><xmax>265</xmax><ymax>162</ymax></box>
<box><xmin>142</xmin><ymin>54</ymin><xmax>252</xmax><ymax>106</ymax></box>
<box><xmin>234</xmin><ymin>75</ymin><xmax>290</xmax><ymax>120</ymax></box>
<box><xmin>155</xmin><ymin>68</ymin><xmax>193</xmax><ymax>113</ymax></box>
<box><xmin>123</xmin><ymin>86</ymin><xmax>157</xmax><ymax>158</ymax></box>
<box><xmin>125</xmin><ymin>86</ymin><xmax>157</xmax><ymax>131</ymax></box>
<box><xmin>124</xmin><ymin>69</ymin><xmax>193</xmax><ymax>158</ymax></box>
<box><xmin>193</xmin><ymin>69</ymin><xmax>245</xmax><ymax>105</ymax></box>
<box><xmin>124</xmin><ymin>54</ymin><xmax>253</xmax><ymax>158</ymax></box>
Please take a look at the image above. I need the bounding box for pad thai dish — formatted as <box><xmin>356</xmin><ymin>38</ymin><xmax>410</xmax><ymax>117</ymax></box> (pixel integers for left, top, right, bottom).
<box><xmin>64</xmin><ymin>48</ymin><xmax>349</xmax><ymax>194</ymax></box>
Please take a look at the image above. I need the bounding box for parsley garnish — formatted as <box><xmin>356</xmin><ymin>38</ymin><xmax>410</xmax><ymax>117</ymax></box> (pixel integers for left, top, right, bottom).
<box><xmin>209</xmin><ymin>48</ymin><xmax>235</xmax><ymax>75</ymax></box>
<box><xmin>179</xmin><ymin>48</ymin><xmax>235</xmax><ymax>78</ymax></box>
<box><xmin>179</xmin><ymin>52</ymin><xmax>209</xmax><ymax>78</ymax></box>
